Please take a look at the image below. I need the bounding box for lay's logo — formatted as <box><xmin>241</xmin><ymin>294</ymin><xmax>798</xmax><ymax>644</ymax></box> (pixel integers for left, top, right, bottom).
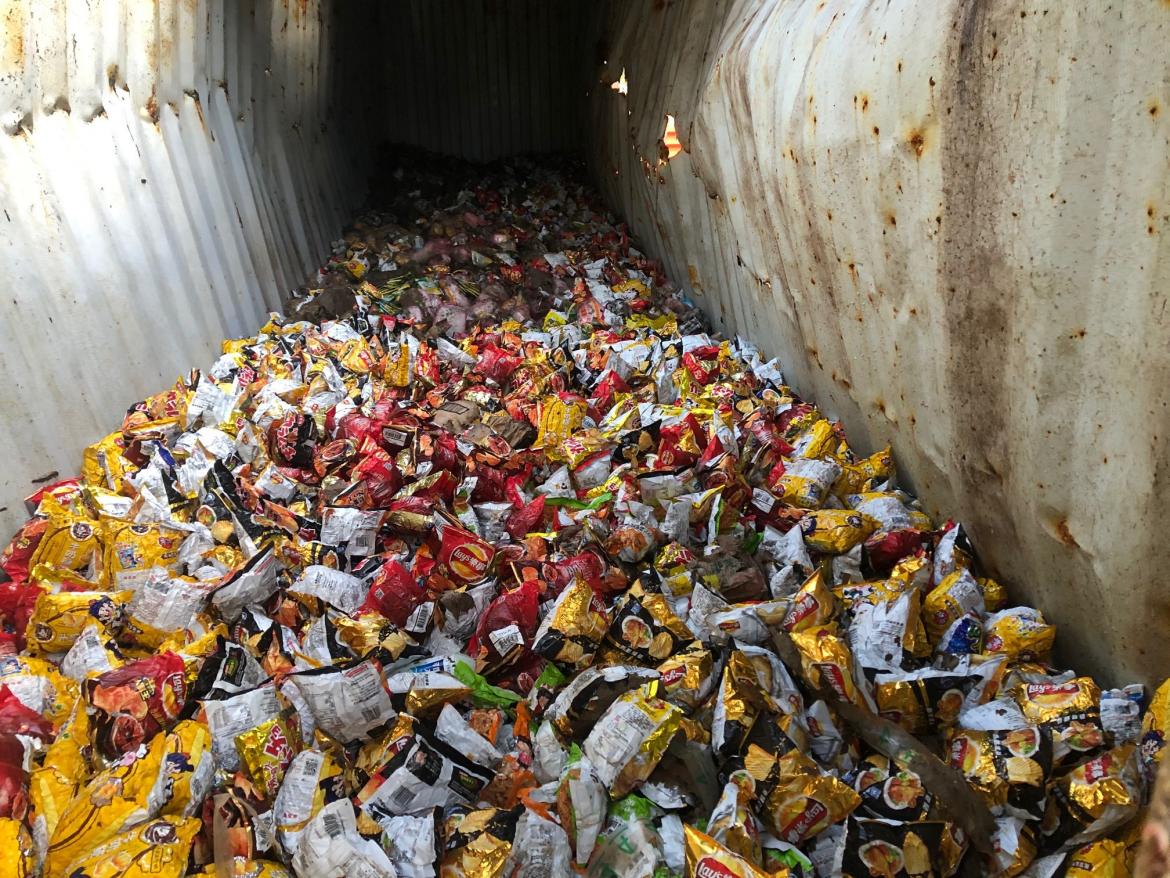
<box><xmin>694</xmin><ymin>857</ymin><xmax>738</xmax><ymax>878</ymax></box>
<box><xmin>660</xmin><ymin>666</ymin><xmax>686</xmax><ymax>687</ymax></box>
<box><xmin>449</xmin><ymin>542</ymin><xmax>491</xmax><ymax>579</ymax></box>
<box><xmin>779</xmin><ymin>799</ymin><xmax>828</xmax><ymax>843</ymax></box>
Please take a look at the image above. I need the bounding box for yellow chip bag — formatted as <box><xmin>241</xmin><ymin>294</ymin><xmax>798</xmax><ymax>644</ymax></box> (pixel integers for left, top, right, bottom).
<box><xmin>0</xmin><ymin>818</ymin><xmax>34</xmax><ymax>878</ymax></box>
<box><xmin>1140</xmin><ymin>677</ymin><xmax>1170</xmax><ymax>770</ymax></box>
<box><xmin>81</xmin><ymin>431</ymin><xmax>134</xmax><ymax>492</ymax></box>
<box><xmin>45</xmin><ymin>731</ymin><xmax>169</xmax><ymax>876</ymax></box>
<box><xmin>29</xmin><ymin>504</ymin><xmax>100</xmax><ymax>573</ymax></box>
<box><xmin>983</xmin><ymin>607</ymin><xmax>1056</xmax><ymax>662</ymax></box>
<box><xmin>29</xmin><ymin>703</ymin><xmax>92</xmax><ymax>845</ymax></box>
<box><xmin>923</xmin><ymin>568</ymin><xmax>985</xmax><ymax>643</ymax></box>
<box><xmin>1014</xmin><ymin>677</ymin><xmax>1104</xmax><ymax>765</ymax></box>
<box><xmin>833</xmin><ymin>446</ymin><xmax>894</xmax><ymax>497</ymax></box>
<box><xmin>683</xmin><ymin>823</ymin><xmax>773</xmax><ymax>878</ymax></box>
<box><xmin>743</xmin><ymin>747</ymin><xmax>860</xmax><ymax>844</ymax></box>
<box><xmin>535</xmin><ymin>394</ymin><xmax>587</xmax><ymax>452</ymax></box>
<box><xmin>25</xmin><ymin>589</ymin><xmax>129</xmax><ymax>654</ymax></box>
<box><xmin>782</xmin><ymin>569</ymin><xmax>837</xmax><ymax>633</ymax></box>
<box><xmin>789</xmin><ymin>623</ymin><xmax>868</xmax><ymax>707</ymax></box>
<box><xmin>531</xmin><ymin>579</ymin><xmax>610</xmax><ymax>670</ymax></box>
<box><xmin>97</xmin><ymin>520</ymin><xmax>185</xmax><ymax>589</ymax></box>
<box><xmin>57</xmin><ymin>815</ymin><xmax>201</xmax><ymax>878</ymax></box>
<box><xmin>798</xmin><ymin>510</ymin><xmax>878</xmax><ymax>554</ymax></box>
<box><xmin>1063</xmin><ymin>837</ymin><xmax>1132</xmax><ymax>877</ymax></box>
<box><xmin>1042</xmin><ymin>745</ymin><xmax>1140</xmax><ymax>852</ymax></box>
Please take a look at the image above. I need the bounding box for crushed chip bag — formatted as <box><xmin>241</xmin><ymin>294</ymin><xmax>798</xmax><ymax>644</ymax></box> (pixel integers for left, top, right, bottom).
<box><xmin>743</xmin><ymin>747</ymin><xmax>860</xmax><ymax>844</ymax></box>
<box><xmin>57</xmin><ymin>815</ymin><xmax>201</xmax><ymax>878</ymax></box>
<box><xmin>0</xmin><ymin>818</ymin><xmax>33</xmax><ymax>878</ymax></box>
<box><xmin>583</xmin><ymin>682</ymin><xmax>682</xmax><ymax>797</ymax></box>
<box><xmin>1040</xmin><ymin>744</ymin><xmax>1140</xmax><ymax>853</ymax></box>
<box><xmin>782</xmin><ymin>569</ymin><xmax>836</xmax><ymax>633</ymax></box>
<box><xmin>789</xmin><ymin>624</ymin><xmax>870</xmax><ymax>708</ymax></box>
<box><xmin>983</xmin><ymin>607</ymin><xmax>1056</xmax><ymax>662</ymax></box>
<box><xmin>605</xmin><ymin>580</ymin><xmax>695</xmax><ymax>664</ymax></box>
<box><xmin>839</xmin><ymin>817</ymin><xmax>967</xmax><ymax>878</ymax></box>
<box><xmin>947</xmin><ymin>726</ymin><xmax>1052</xmax><ymax>819</ymax></box>
<box><xmin>25</xmin><ymin>589</ymin><xmax>130</xmax><ymax>655</ymax></box>
<box><xmin>683</xmin><ymin>823</ymin><xmax>773</xmax><ymax>878</ymax></box>
<box><xmin>531</xmin><ymin>579</ymin><xmax>610</xmax><ymax>670</ymax></box>
<box><xmin>799</xmin><ymin>511</ymin><xmax>878</xmax><ymax>555</ymax></box>
<box><xmin>1014</xmin><ymin>677</ymin><xmax>1104</xmax><ymax>765</ymax></box>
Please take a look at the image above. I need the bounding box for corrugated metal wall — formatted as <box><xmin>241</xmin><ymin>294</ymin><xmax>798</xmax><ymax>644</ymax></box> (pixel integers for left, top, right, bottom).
<box><xmin>0</xmin><ymin>0</ymin><xmax>378</xmax><ymax>536</ymax></box>
<box><xmin>587</xmin><ymin>0</ymin><xmax>1170</xmax><ymax>687</ymax></box>
<box><xmin>378</xmin><ymin>0</ymin><xmax>595</xmax><ymax>162</ymax></box>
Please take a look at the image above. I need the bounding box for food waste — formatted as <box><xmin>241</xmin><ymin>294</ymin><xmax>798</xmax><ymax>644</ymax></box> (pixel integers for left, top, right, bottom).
<box><xmin>0</xmin><ymin>155</ymin><xmax>1163</xmax><ymax>878</ymax></box>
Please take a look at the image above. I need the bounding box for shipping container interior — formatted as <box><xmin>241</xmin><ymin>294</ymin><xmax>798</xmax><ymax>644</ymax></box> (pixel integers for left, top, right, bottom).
<box><xmin>1</xmin><ymin>0</ymin><xmax>1169</xmax><ymax>691</ymax></box>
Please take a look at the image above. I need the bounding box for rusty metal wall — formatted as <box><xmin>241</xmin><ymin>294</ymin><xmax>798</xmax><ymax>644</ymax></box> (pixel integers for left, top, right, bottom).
<box><xmin>0</xmin><ymin>0</ymin><xmax>378</xmax><ymax>537</ymax></box>
<box><xmin>587</xmin><ymin>0</ymin><xmax>1170</xmax><ymax>686</ymax></box>
<box><xmin>379</xmin><ymin>0</ymin><xmax>594</xmax><ymax>162</ymax></box>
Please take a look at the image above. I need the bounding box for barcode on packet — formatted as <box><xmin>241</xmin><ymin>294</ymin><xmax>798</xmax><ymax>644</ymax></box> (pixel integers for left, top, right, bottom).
<box><xmin>361</xmin><ymin>705</ymin><xmax>381</xmax><ymax>723</ymax></box>
<box><xmin>390</xmin><ymin>784</ymin><xmax>416</xmax><ymax>812</ymax></box>
<box><xmin>322</xmin><ymin>812</ymin><xmax>344</xmax><ymax>839</ymax></box>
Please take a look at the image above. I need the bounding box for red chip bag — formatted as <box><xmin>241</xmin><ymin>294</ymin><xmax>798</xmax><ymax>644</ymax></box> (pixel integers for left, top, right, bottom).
<box><xmin>0</xmin><ymin>685</ymin><xmax>52</xmax><ymax>741</ymax></box>
<box><xmin>1</xmin><ymin>518</ymin><xmax>47</xmax><ymax>583</ymax></box>
<box><xmin>0</xmin><ymin>736</ymin><xmax>27</xmax><ymax>819</ymax></box>
<box><xmin>351</xmin><ymin>442</ymin><xmax>403</xmax><ymax>508</ymax></box>
<box><xmin>505</xmin><ymin>496</ymin><xmax>546</xmax><ymax>542</ymax></box>
<box><xmin>477</xmin><ymin>344</ymin><xmax>523</xmax><ymax>383</ymax></box>
<box><xmin>682</xmin><ymin>344</ymin><xmax>723</xmax><ymax>385</ymax></box>
<box><xmin>864</xmin><ymin>528</ymin><xmax>930</xmax><ymax>573</ymax></box>
<box><xmin>361</xmin><ymin>559</ymin><xmax>425</xmax><ymax>628</ymax></box>
<box><xmin>0</xmin><ymin>583</ymin><xmax>42</xmax><ymax>649</ymax></box>
<box><xmin>468</xmin><ymin>579</ymin><xmax>541</xmax><ymax>668</ymax></box>
<box><xmin>657</xmin><ymin>414</ymin><xmax>707</xmax><ymax>469</ymax></box>
<box><xmin>432</xmin><ymin>512</ymin><xmax>496</xmax><ymax>585</ymax></box>
<box><xmin>85</xmin><ymin>652</ymin><xmax>187</xmax><ymax>758</ymax></box>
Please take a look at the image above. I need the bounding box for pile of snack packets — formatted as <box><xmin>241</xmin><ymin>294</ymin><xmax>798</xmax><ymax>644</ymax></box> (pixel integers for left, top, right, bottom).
<box><xmin>0</xmin><ymin>157</ymin><xmax>1164</xmax><ymax>878</ymax></box>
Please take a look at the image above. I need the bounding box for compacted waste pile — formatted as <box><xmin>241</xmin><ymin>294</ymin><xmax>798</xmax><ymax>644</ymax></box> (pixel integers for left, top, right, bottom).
<box><xmin>0</xmin><ymin>156</ymin><xmax>1164</xmax><ymax>878</ymax></box>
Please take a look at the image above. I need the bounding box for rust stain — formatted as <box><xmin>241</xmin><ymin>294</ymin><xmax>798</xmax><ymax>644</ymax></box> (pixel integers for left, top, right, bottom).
<box><xmin>3</xmin><ymin>3</ymin><xmax>25</xmax><ymax>69</ymax></box>
<box><xmin>908</xmin><ymin>127</ymin><xmax>927</xmax><ymax>157</ymax></box>
<box><xmin>1054</xmin><ymin>517</ymin><xmax>1081</xmax><ymax>549</ymax></box>
<box><xmin>687</xmin><ymin>264</ymin><xmax>702</xmax><ymax>288</ymax></box>
<box><xmin>1149</xmin><ymin>100</ymin><xmax>1161</xmax><ymax>118</ymax></box>
<box><xmin>885</xmin><ymin>212</ymin><xmax>897</xmax><ymax>227</ymax></box>
<box><xmin>146</xmin><ymin>87</ymin><xmax>160</xmax><ymax>125</ymax></box>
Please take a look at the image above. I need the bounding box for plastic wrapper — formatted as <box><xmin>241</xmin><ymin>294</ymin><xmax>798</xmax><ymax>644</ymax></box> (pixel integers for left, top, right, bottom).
<box><xmin>531</xmin><ymin>579</ymin><xmax>610</xmax><ymax>670</ymax></box>
<box><xmin>583</xmin><ymin>682</ymin><xmax>681</xmax><ymax>797</ymax></box>
<box><xmin>742</xmin><ymin>747</ymin><xmax>860</xmax><ymax>845</ymax></box>
<box><xmin>683</xmin><ymin>822</ymin><xmax>774</xmax><ymax>878</ymax></box>
<box><xmin>1014</xmin><ymin>677</ymin><xmax>1104</xmax><ymax>766</ymax></box>
<box><xmin>586</xmin><ymin>795</ymin><xmax>670</xmax><ymax>878</ymax></box>
<box><xmin>838</xmin><ymin>817</ymin><xmax>966</xmax><ymax>878</ymax></box>
<box><xmin>947</xmin><ymin>726</ymin><xmax>1052</xmax><ymax>819</ymax></box>
<box><xmin>554</xmin><ymin>745</ymin><xmax>607</xmax><ymax>865</ymax></box>
<box><xmin>1040</xmin><ymin>745</ymin><xmax>1141</xmax><ymax>853</ymax></box>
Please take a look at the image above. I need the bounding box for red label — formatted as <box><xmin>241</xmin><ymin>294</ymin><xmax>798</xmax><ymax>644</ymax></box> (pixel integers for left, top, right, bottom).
<box><xmin>695</xmin><ymin>858</ymin><xmax>738</xmax><ymax>878</ymax></box>
<box><xmin>779</xmin><ymin>799</ymin><xmax>828</xmax><ymax>843</ymax></box>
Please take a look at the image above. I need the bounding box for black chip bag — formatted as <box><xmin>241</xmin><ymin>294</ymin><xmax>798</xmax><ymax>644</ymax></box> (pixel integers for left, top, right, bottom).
<box><xmin>839</xmin><ymin>817</ymin><xmax>967</xmax><ymax>878</ymax></box>
<box><xmin>604</xmin><ymin>580</ymin><xmax>695</xmax><ymax>664</ymax></box>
